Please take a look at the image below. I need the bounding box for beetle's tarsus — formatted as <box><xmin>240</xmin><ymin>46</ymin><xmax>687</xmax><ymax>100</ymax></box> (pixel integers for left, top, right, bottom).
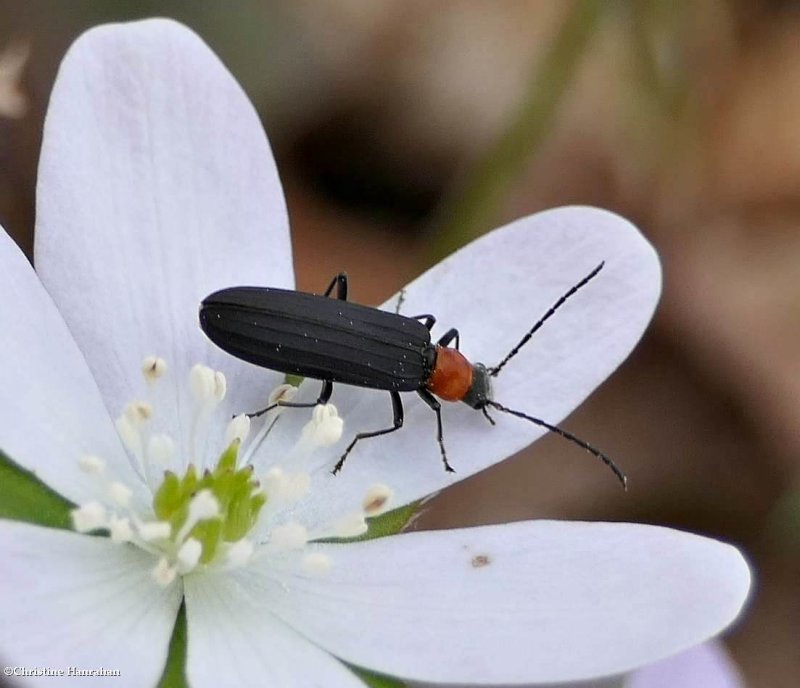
<box><xmin>245</xmin><ymin>404</ymin><xmax>275</xmax><ymax>419</ymax></box>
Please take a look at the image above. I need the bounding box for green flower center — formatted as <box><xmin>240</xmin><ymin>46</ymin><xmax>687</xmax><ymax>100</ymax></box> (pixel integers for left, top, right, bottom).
<box><xmin>153</xmin><ymin>439</ymin><xmax>266</xmax><ymax>566</ymax></box>
<box><xmin>69</xmin><ymin>357</ymin><xmax>395</xmax><ymax>587</ymax></box>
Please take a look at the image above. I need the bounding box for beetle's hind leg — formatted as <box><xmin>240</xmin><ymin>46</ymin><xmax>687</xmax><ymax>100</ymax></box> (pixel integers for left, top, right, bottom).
<box><xmin>333</xmin><ymin>391</ymin><xmax>404</xmax><ymax>474</ymax></box>
<box><xmin>246</xmin><ymin>379</ymin><xmax>333</xmax><ymax>419</ymax></box>
<box><xmin>417</xmin><ymin>388</ymin><xmax>455</xmax><ymax>472</ymax></box>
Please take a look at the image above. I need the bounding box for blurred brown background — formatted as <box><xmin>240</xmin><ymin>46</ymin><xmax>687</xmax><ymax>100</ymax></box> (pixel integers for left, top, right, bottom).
<box><xmin>1</xmin><ymin>1</ymin><xmax>799</xmax><ymax>686</ymax></box>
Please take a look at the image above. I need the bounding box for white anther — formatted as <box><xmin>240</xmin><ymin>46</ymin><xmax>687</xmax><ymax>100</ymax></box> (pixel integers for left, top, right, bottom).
<box><xmin>115</xmin><ymin>414</ymin><xmax>143</xmax><ymax>459</ymax></box>
<box><xmin>362</xmin><ymin>484</ymin><xmax>393</xmax><ymax>517</ymax></box>
<box><xmin>270</xmin><ymin>522</ymin><xmax>309</xmax><ymax>550</ymax></box>
<box><xmin>108</xmin><ymin>481</ymin><xmax>133</xmax><ymax>508</ymax></box>
<box><xmin>333</xmin><ymin>512</ymin><xmax>368</xmax><ymax>539</ymax></box>
<box><xmin>109</xmin><ymin>515</ymin><xmax>133</xmax><ymax>543</ymax></box>
<box><xmin>142</xmin><ymin>356</ymin><xmax>168</xmax><ymax>382</ymax></box>
<box><xmin>269</xmin><ymin>383</ymin><xmax>298</xmax><ymax>407</ymax></box>
<box><xmin>283</xmin><ymin>472</ymin><xmax>311</xmax><ymax>502</ymax></box>
<box><xmin>78</xmin><ymin>455</ymin><xmax>106</xmax><ymax>475</ymax></box>
<box><xmin>225</xmin><ymin>414</ymin><xmax>251</xmax><ymax>445</ymax></box>
<box><xmin>188</xmin><ymin>490</ymin><xmax>220</xmax><ymax>522</ymax></box>
<box><xmin>124</xmin><ymin>401</ymin><xmax>153</xmax><ymax>425</ymax></box>
<box><xmin>138</xmin><ymin>521</ymin><xmax>172</xmax><ymax>542</ymax></box>
<box><xmin>302</xmin><ymin>553</ymin><xmax>332</xmax><ymax>575</ymax></box>
<box><xmin>263</xmin><ymin>467</ymin><xmax>287</xmax><ymax>496</ymax></box>
<box><xmin>263</xmin><ymin>468</ymin><xmax>310</xmax><ymax>504</ymax></box>
<box><xmin>71</xmin><ymin>502</ymin><xmax>108</xmax><ymax>533</ymax></box>
<box><xmin>190</xmin><ymin>364</ymin><xmax>216</xmax><ymax>401</ymax></box>
<box><xmin>152</xmin><ymin>557</ymin><xmax>177</xmax><ymax>587</ymax></box>
<box><xmin>176</xmin><ymin>490</ymin><xmax>220</xmax><ymax>544</ymax></box>
<box><xmin>148</xmin><ymin>434</ymin><xmax>175</xmax><ymax>465</ymax></box>
<box><xmin>225</xmin><ymin>539</ymin><xmax>255</xmax><ymax>568</ymax></box>
<box><xmin>318</xmin><ymin>405</ymin><xmax>343</xmax><ymax>445</ymax></box>
<box><xmin>177</xmin><ymin>538</ymin><xmax>203</xmax><ymax>573</ymax></box>
<box><xmin>302</xmin><ymin>404</ymin><xmax>343</xmax><ymax>447</ymax></box>
<box><xmin>213</xmin><ymin>371</ymin><xmax>227</xmax><ymax>402</ymax></box>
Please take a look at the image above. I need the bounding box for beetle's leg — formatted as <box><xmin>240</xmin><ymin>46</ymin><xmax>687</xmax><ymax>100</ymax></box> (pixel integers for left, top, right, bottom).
<box><xmin>247</xmin><ymin>380</ymin><xmax>333</xmax><ymax>418</ymax></box>
<box><xmin>332</xmin><ymin>391</ymin><xmax>404</xmax><ymax>474</ymax></box>
<box><xmin>409</xmin><ymin>314</ymin><xmax>436</xmax><ymax>330</ymax></box>
<box><xmin>437</xmin><ymin>328</ymin><xmax>460</xmax><ymax>350</ymax></box>
<box><xmin>323</xmin><ymin>273</ymin><xmax>348</xmax><ymax>301</ymax></box>
<box><xmin>417</xmin><ymin>388</ymin><xmax>455</xmax><ymax>472</ymax></box>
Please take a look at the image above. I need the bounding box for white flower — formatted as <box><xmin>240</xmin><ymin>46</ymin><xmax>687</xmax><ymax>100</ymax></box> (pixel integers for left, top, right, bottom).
<box><xmin>626</xmin><ymin>640</ymin><xmax>745</xmax><ymax>688</ymax></box>
<box><xmin>0</xmin><ymin>19</ymin><xmax>750</xmax><ymax>688</ymax></box>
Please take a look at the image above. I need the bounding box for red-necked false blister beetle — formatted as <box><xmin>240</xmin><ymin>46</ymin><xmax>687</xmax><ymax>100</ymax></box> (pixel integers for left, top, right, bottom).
<box><xmin>199</xmin><ymin>265</ymin><xmax>626</xmax><ymax>487</ymax></box>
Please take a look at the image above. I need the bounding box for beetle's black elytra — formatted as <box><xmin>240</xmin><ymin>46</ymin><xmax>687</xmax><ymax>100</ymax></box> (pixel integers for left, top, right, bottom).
<box><xmin>199</xmin><ymin>268</ymin><xmax>627</xmax><ymax>487</ymax></box>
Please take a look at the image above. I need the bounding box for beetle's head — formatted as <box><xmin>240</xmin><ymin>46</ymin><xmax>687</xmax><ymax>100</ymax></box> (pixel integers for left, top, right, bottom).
<box><xmin>461</xmin><ymin>363</ymin><xmax>492</xmax><ymax>409</ymax></box>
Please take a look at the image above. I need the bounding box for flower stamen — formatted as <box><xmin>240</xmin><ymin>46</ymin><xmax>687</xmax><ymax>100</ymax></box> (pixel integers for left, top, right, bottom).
<box><xmin>70</xmin><ymin>359</ymin><xmax>390</xmax><ymax>588</ymax></box>
<box><xmin>362</xmin><ymin>484</ymin><xmax>393</xmax><ymax>517</ymax></box>
<box><xmin>142</xmin><ymin>355</ymin><xmax>168</xmax><ymax>383</ymax></box>
<box><xmin>72</xmin><ymin>501</ymin><xmax>107</xmax><ymax>533</ymax></box>
<box><xmin>241</xmin><ymin>383</ymin><xmax>299</xmax><ymax>464</ymax></box>
<box><xmin>78</xmin><ymin>454</ymin><xmax>106</xmax><ymax>475</ymax></box>
<box><xmin>302</xmin><ymin>552</ymin><xmax>332</xmax><ymax>575</ymax></box>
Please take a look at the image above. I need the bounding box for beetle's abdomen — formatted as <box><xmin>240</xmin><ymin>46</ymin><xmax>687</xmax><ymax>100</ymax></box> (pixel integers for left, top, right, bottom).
<box><xmin>200</xmin><ymin>287</ymin><xmax>433</xmax><ymax>391</ymax></box>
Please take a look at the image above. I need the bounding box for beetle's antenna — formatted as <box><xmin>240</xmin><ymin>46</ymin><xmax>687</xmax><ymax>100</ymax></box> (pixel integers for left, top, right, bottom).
<box><xmin>488</xmin><ymin>262</ymin><xmax>605</xmax><ymax>378</ymax></box>
<box><xmin>486</xmin><ymin>400</ymin><xmax>627</xmax><ymax>489</ymax></box>
<box><xmin>394</xmin><ymin>287</ymin><xmax>407</xmax><ymax>315</ymax></box>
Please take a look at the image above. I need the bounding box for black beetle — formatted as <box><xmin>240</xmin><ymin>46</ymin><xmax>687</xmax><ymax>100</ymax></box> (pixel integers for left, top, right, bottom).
<box><xmin>199</xmin><ymin>268</ymin><xmax>625</xmax><ymax>486</ymax></box>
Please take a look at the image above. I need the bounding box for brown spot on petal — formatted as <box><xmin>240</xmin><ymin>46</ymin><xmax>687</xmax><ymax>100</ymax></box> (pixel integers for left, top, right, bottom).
<box><xmin>471</xmin><ymin>554</ymin><xmax>491</xmax><ymax>568</ymax></box>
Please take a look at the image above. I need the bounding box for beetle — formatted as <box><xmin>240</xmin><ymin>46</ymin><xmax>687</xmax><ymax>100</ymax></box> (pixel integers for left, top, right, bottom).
<box><xmin>199</xmin><ymin>265</ymin><xmax>626</xmax><ymax>486</ymax></box>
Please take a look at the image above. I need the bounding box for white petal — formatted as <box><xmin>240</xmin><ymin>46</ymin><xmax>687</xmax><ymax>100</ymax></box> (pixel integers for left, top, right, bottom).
<box><xmin>0</xmin><ymin>226</ymin><xmax>145</xmax><ymax>506</ymax></box>
<box><xmin>626</xmin><ymin>641</ymin><xmax>745</xmax><ymax>688</ymax></box>
<box><xmin>34</xmin><ymin>19</ymin><xmax>291</xmax><ymax>446</ymax></box>
<box><xmin>269</xmin><ymin>207</ymin><xmax>660</xmax><ymax>528</ymax></box>
<box><xmin>183</xmin><ymin>570</ymin><xmax>367</xmax><ymax>688</ymax></box>
<box><xmin>254</xmin><ymin>521</ymin><xmax>749</xmax><ymax>684</ymax></box>
<box><xmin>0</xmin><ymin>521</ymin><xmax>182</xmax><ymax>686</ymax></box>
